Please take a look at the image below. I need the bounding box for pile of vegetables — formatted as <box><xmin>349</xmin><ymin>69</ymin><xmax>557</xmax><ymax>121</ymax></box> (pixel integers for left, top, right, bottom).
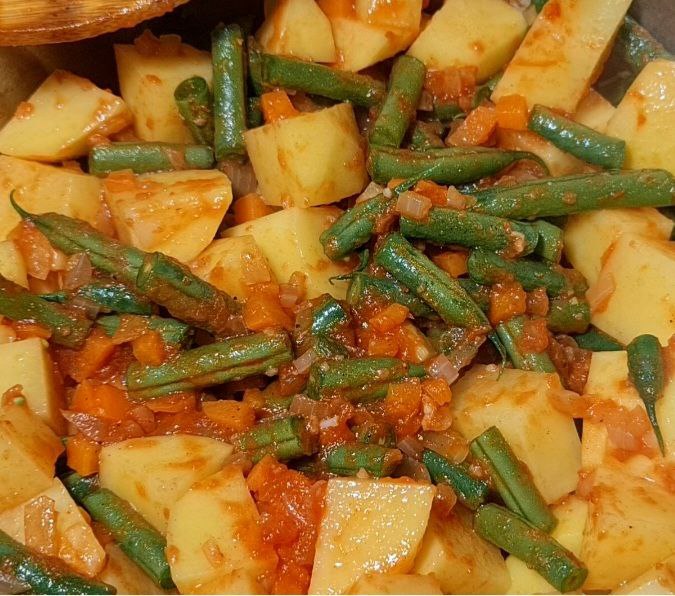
<box><xmin>0</xmin><ymin>0</ymin><xmax>673</xmax><ymax>594</ymax></box>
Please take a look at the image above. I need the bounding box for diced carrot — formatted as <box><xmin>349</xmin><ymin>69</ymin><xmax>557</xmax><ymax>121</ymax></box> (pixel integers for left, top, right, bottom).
<box><xmin>517</xmin><ymin>317</ymin><xmax>550</xmax><ymax>353</ymax></box>
<box><xmin>278</xmin><ymin>363</ymin><xmax>307</xmax><ymax>396</ymax></box>
<box><xmin>495</xmin><ymin>94</ymin><xmax>529</xmax><ymax>131</ymax></box>
<box><xmin>233</xmin><ymin>193</ymin><xmax>274</xmax><ymax>225</ymax></box>
<box><xmin>145</xmin><ymin>392</ymin><xmax>197</xmax><ymax>413</ymax></box>
<box><xmin>527</xmin><ymin>287</ymin><xmax>550</xmax><ymax>317</ymax></box>
<box><xmin>488</xmin><ymin>281</ymin><xmax>527</xmax><ymax>326</ymax></box>
<box><xmin>383</xmin><ymin>378</ymin><xmax>423</xmax><ymax>438</ymax></box>
<box><xmin>421</xmin><ymin>378</ymin><xmax>453</xmax><ymax>432</ymax></box>
<box><xmin>367</xmin><ymin>332</ymin><xmax>399</xmax><ymax>358</ymax></box>
<box><xmin>369</xmin><ymin>303</ymin><xmax>409</xmax><ymax>333</ymax></box>
<box><xmin>13</xmin><ymin>321</ymin><xmax>52</xmax><ymax>341</ymax></box>
<box><xmin>448</xmin><ymin>105</ymin><xmax>498</xmax><ymax>147</ymax></box>
<box><xmin>422</xmin><ymin>378</ymin><xmax>452</xmax><ymax>405</ymax></box>
<box><xmin>243</xmin><ymin>284</ymin><xmax>294</xmax><ymax>331</ymax></box>
<box><xmin>261</xmin><ymin>89</ymin><xmax>299</xmax><ymax>124</ymax></box>
<box><xmin>396</xmin><ymin>322</ymin><xmax>432</xmax><ymax>364</ymax></box>
<box><xmin>202</xmin><ymin>400</ymin><xmax>256</xmax><ymax>433</ymax></box>
<box><xmin>414</xmin><ymin>180</ymin><xmax>449</xmax><ymax>206</ymax></box>
<box><xmin>66</xmin><ymin>433</ymin><xmax>100</xmax><ymax>476</ymax></box>
<box><xmin>70</xmin><ymin>379</ymin><xmax>131</xmax><ymax>420</ymax></box>
<box><xmin>433</xmin><ymin>251</ymin><xmax>469</xmax><ymax>278</ymax></box>
<box><xmin>132</xmin><ymin>331</ymin><xmax>166</xmax><ymax>366</ymax></box>
<box><xmin>424</xmin><ymin>67</ymin><xmax>477</xmax><ymax>112</ymax></box>
<box><xmin>70</xmin><ymin>328</ymin><xmax>116</xmax><ymax>382</ymax></box>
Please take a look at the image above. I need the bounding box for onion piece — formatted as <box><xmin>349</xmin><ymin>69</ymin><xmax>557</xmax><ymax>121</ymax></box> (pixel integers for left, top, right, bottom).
<box><xmin>395</xmin><ymin>191</ymin><xmax>432</xmax><ymax>220</ymax></box>
<box><xmin>422</xmin><ymin>430</ymin><xmax>469</xmax><ymax>464</ymax></box>
<box><xmin>445</xmin><ymin>186</ymin><xmax>468</xmax><ymax>210</ymax></box>
<box><xmin>355</xmin><ymin>182</ymin><xmax>385</xmax><ymax>204</ymax></box>
<box><xmin>397</xmin><ymin>435</ymin><xmax>425</xmax><ymax>460</ymax></box>
<box><xmin>61</xmin><ymin>410</ymin><xmax>110</xmax><ymax>443</ymax></box>
<box><xmin>128</xmin><ymin>405</ymin><xmax>156</xmax><ymax>433</ymax></box>
<box><xmin>63</xmin><ymin>253</ymin><xmax>92</xmax><ymax>290</ymax></box>
<box><xmin>292</xmin><ymin>348</ymin><xmax>317</xmax><ymax>374</ymax></box>
<box><xmin>394</xmin><ymin>454</ymin><xmax>431</xmax><ymax>482</ymax></box>
<box><xmin>586</xmin><ymin>272</ymin><xmax>616</xmax><ymax>313</ymax></box>
<box><xmin>289</xmin><ymin>394</ymin><xmax>319</xmax><ymax>419</ymax></box>
<box><xmin>219</xmin><ymin>160</ymin><xmax>257</xmax><ymax>198</ymax></box>
<box><xmin>241</xmin><ymin>250</ymin><xmax>272</xmax><ymax>285</ymax></box>
<box><xmin>427</xmin><ymin>354</ymin><xmax>460</xmax><ymax>385</ymax></box>
<box><xmin>24</xmin><ymin>495</ymin><xmax>57</xmax><ymax>556</ymax></box>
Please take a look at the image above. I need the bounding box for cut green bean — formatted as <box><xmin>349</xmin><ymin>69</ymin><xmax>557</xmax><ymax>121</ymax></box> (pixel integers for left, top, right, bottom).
<box><xmin>307</xmin><ymin>356</ymin><xmax>425</xmax><ymax>402</ymax></box>
<box><xmin>174</xmin><ymin>76</ymin><xmax>214</xmax><ymax>145</ymax></box>
<box><xmin>627</xmin><ymin>334</ymin><xmax>667</xmax><ymax>455</ymax></box>
<box><xmin>432</xmin><ymin>102</ymin><xmax>464</xmax><ymax>122</ymax></box>
<box><xmin>472</xmin><ymin>73</ymin><xmax>502</xmax><ymax>108</ymax></box>
<box><xmin>475</xmin><ymin>504</ymin><xmax>588</xmax><ymax>593</ymax></box>
<box><xmin>547</xmin><ymin>298</ymin><xmax>591</xmax><ymax>335</ymax></box>
<box><xmin>409</xmin><ymin>121</ymin><xmax>446</xmax><ymax>151</ymax></box>
<box><xmin>325</xmin><ymin>444</ymin><xmax>403</xmax><ymax>477</ymax></box>
<box><xmin>97</xmin><ymin>315</ymin><xmax>192</xmax><ymax>347</ymax></box>
<box><xmin>471</xmin><ymin>426</ymin><xmax>556</xmax><ymax>532</ymax></box>
<box><xmin>62</xmin><ymin>473</ymin><xmax>173</xmax><ymax>589</ymax></box>
<box><xmin>532</xmin><ymin>220</ymin><xmax>564</xmax><ymax>263</ymax></box>
<box><xmin>529</xmin><ymin>105</ymin><xmax>625</xmax><ymax>170</ymax></box>
<box><xmin>42</xmin><ymin>282</ymin><xmax>152</xmax><ymax>315</ymax></box>
<box><xmin>126</xmin><ymin>330</ymin><xmax>293</xmax><ymax>400</ymax></box>
<box><xmin>352</xmin><ymin>420</ymin><xmax>397</xmax><ymax>448</ymax></box>
<box><xmin>235</xmin><ymin>416</ymin><xmax>314</xmax><ymax>463</ymax></box>
<box><xmin>618</xmin><ymin>16</ymin><xmax>673</xmax><ymax>75</ymax></box>
<box><xmin>247</xmin><ymin>96</ymin><xmax>263</xmax><ymax>128</ymax></box>
<box><xmin>89</xmin><ymin>142</ymin><xmax>214</xmax><ymax>176</ymax></box>
<box><xmin>496</xmin><ymin>315</ymin><xmax>556</xmax><ymax>373</ymax></box>
<box><xmin>212</xmin><ymin>24</ymin><xmax>247</xmax><ymax>160</ymax></box>
<box><xmin>427</xmin><ymin>325</ymin><xmax>487</xmax><ymax>375</ymax></box>
<box><xmin>470</xmin><ymin>170</ymin><xmax>675</xmax><ymax>219</ymax></box>
<box><xmin>574</xmin><ymin>327</ymin><xmax>623</xmax><ymax>352</ymax></box>
<box><xmin>0</xmin><ymin>274</ymin><xmax>92</xmax><ymax>348</ymax></box>
<box><xmin>370</xmin><ymin>55</ymin><xmax>426</xmax><ymax>148</ymax></box>
<box><xmin>0</xmin><ymin>528</ymin><xmax>115</xmax><ymax>595</ymax></box>
<box><xmin>422</xmin><ymin>449</ymin><xmax>489</xmax><ymax>510</ymax></box>
<box><xmin>311</xmin><ymin>295</ymin><xmax>351</xmax><ymax>336</ymax></box>
<box><xmin>374</xmin><ymin>234</ymin><xmax>491</xmax><ymax>331</ymax></box>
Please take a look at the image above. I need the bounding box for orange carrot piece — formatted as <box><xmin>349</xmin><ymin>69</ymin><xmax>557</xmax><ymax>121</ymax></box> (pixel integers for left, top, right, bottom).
<box><xmin>70</xmin><ymin>379</ymin><xmax>131</xmax><ymax>421</ymax></box>
<box><xmin>414</xmin><ymin>180</ymin><xmax>449</xmax><ymax>206</ymax></box>
<box><xmin>202</xmin><ymin>400</ymin><xmax>256</xmax><ymax>433</ymax></box>
<box><xmin>448</xmin><ymin>105</ymin><xmax>498</xmax><ymax>147</ymax></box>
<box><xmin>243</xmin><ymin>285</ymin><xmax>294</xmax><ymax>331</ymax></box>
<box><xmin>369</xmin><ymin>303</ymin><xmax>409</xmax><ymax>333</ymax></box>
<box><xmin>132</xmin><ymin>331</ymin><xmax>166</xmax><ymax>366</ymax></box>
<box><xmin>261</xmin><ymin>89</ymin><xmax>299</xmax><ymax>123</ymax></box>
<box><xmin>488</xmin><ymin>281</ymin><xmax>528</xmax><ymax>326</ymax></box>
<box><xmin>233</xmin><ymin>193</ymin><xmax>274</xmax><ymax>225</ymax></box>
<box><xmin>70</xmin><ymin>328</ymin><xmax>116</xmax><ymax>382</ymax></box>
<box><xmin>495</xmin><ymin>94</ymin><xmax>529</xmax><ymax>130</ymax></box>
<box><xmin>66</xmin><ymin>433</ymin><xmax>100</xmax><ymax>477</ymax></box>
<box><xmin>433</xmin><ymin>251</ymin><xmax>469</xmax><ymax>278</ymax></box>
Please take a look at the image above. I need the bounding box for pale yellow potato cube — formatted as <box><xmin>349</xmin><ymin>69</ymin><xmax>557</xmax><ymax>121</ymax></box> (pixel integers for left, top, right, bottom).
<box><xmin>0</xmin><ymin>71</ymin><xmax>131</xmax><ymax>161</ymax></box>
<box><xmin>589</xmin><ymin>234</ymin><xmax>675</xmax><ymax>345</ymax></box>
<box><xmin>309</xmin><ymin>478</ymin><xmax>435</xmax><ymax>595</ymax></box>
<box><xmin>408</xmin><ymin>0</ymin><xmax>526</xmax><ymax>82</ymax></box>
<box><xmin>492</xmin><ymin>0</ymin><xmax>632</xmax><ymax>111</ymax></box>
<box><xmin>97</xmin><ymin>544</ymin><xmax>168</xmax><ymax>595</ymax></box>
<box><xmin>506</xmin><ymin>496</ymin><xmax>588</xmax><ymax>595</ymax></box>
<box><xmin>245</xmin><ymin>103</ymin><xmax>367</xmax><ymax>208</ymax></box>
<box><xmin>190</xmin><ymin>236</ymin><xmax>276</xmax><ymax>302</ymax></box>
<box><xmin>224</xmin><ymin>206</ymin><xmax>352</xmax><ymax>299</ymax></box>
<box><xmin>451</xmin><ymin>365</ymin><xmax>581</xmax><ymax>503</ymax></box>
<box><xmin>99</xmin><ymin>434</ymin><xmax>233</xmax><ymax>533</ymax></box>
<box><xmin>0</xmin><ymin>240</ymin><xmax>27</xmax><ymax>287</ymax></box>
<box><xmin>581</xmin><ymin>465</ymin><xmax>675</xmax><ymax>590</ymax></box>
<box><xmin>0</xmin><ymin>478</ymin><xmax>105</xmax><ymax>577</ymax></box>
<box><xmin>606</xmin><ymin>60</ymin><xmax>675</xmax><ymax>175</ymax></box>
<box><xmin>573</xmin><ymin>90</ymin><xmax>616</xmax><ymax>133</ymax></box>
<box><xmin>413</xmin><ymin>506</ymin><xmax>510</xmax><ymax>594</ymax></box>
<box><xmin>614</xmin><ymin>553</ymin><xmax>675</xmax><ymax>595</ymax></box>
<box><xmin>0</xmin><ymin>401</ymin><xmax>63</xmax><ymax>511</ymax></box>
<box><xmin>564</xmin><ymin>208</ymin><xmax>673</xmax><ymax>285</ymax></box>
<box><xmin>104</xmin><ymin>170</ymin><xmax>232</xmax><ymax>263</ymax></box>
<box><xmin>349</xmin><ymin>573</ymin><xmax>442</xmax><ymax>595</ymax></box>
<box><xmin>115</xmin><ymin>38</ymin><xmax>212</xmax><ymax>143</ymax></box>
<box><xmin>0</xmin><ymin>338</ymin><xmax>64</xmax><ymax>434</ymax></box>
<box><xmin>257</xmin><ymin>0</ymin><xmax>337</xmax><ymax>63</ymax></box>
<box><xmin>166</xmin><ymin>466</ymin><xmax>277</xmax><ymax>594</ymax></box>
<box><xmin>0</xmin><ymin>155</ymin><xmax>104</xmax><ymax>241</ymax></box>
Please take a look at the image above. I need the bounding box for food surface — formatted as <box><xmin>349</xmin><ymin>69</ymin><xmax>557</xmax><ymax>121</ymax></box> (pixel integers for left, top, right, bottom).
<box><xmin>0</xmin><ymin>0</ymin><xmax>673</xmax><ymax>594</ymax></box>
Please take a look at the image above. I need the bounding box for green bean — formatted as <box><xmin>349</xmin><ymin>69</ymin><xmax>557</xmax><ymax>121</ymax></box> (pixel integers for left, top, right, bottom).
<box><xmin>426</xmin><ymin>325</ymin><xmax>486</xmax><ymax>372</ymax></box>
<box><xmin>325</xmin><ymin>444</ymin><xmax>402</xmax><ymax>477</ymax></box>
<box><xmin>547</xmin><ymin>298</ymin><xmax>591</xmax><ymax>335</ymax></box>
<box><xmin>311</xmin><ymin>295</ymin><xmax>351</xmax><ymax>336</ymax></box>
<box><xmin>532</xmin><ymin>219</ymin><xmax>564</xmax><ymax>263</ymax></box>
<box><xmin>352</xmin><ymin>420</ymin><xmax>397</xmax><ymax>448</ymax></box>
<box><xmin>432</xmin><ymin>102</ymin><xmax>464</xmax><ymax>122</ymax></box>
<box><xmin>496</xmin><ymin>316</ymin><xmax>556</xmax><ymax>373</ymax></box>
<box><xmin>422</xmin><ymin>449</ymin><xmax>489</xmax><ymax>510</ymax></box>
<box><xmin>409</xmin><ymin>121</ymin><xmax>446</xmax><ymax>151</ymax></box>
<box><xmin>472</xmin><ymin>73</ymin><xmax>502</xmax><ymax>108</ymax></box>
<box><xmin>42</xmin><ymin>282</ymin><xmax>152</xmax><ymax>315</ymax></box>
<box><xmin>618</xmin><ymin>16</ymin><xmax>673</xmax><ymax>75</ymax></box>
<box><xmin>247</xmin><ymin>96</ymin><xmax>263</xmax><ymax>128</ymax></box>
<box><xmin>174</xmin><ymin>76</ymin><xmax>214</xmax><ymax>145</ymax></box>
<box><xmin>574</xmin><ymin>327</ymin><xmax>623</xmax><ymax>352</ymax></box>
<box><xmin>96</xmin><ymin>315</ymin><xmax>192</xmax><ymax>347</ymax></box>
<box><xmin>235</xmin><ymin>416</ymin><xmax>314</xmax><ymax>463</ymax></box>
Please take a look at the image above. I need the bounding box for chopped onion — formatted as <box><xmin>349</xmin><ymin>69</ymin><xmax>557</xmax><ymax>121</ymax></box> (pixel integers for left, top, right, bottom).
<box><xmin>394</xmin><ymin>454</ymin><xmax>431</xmax><ymax>482</ymax></box>
<box><xmin>219</xmin><ymin>160</ymin><xmax>257</xmax><ymax>198</ymax></box>
<box><xmin>202</xmin><ymin>538</ymin><xmax>225</xmax><ymax>569</ymax></box>
<box><xmin>279</xmin><ymin>279</ymin><xmax>303</xmax><ymax>308</ymax></box>
<box><xmin>128</xmin><ymin>405</ymin><xmax>156</xmax><ymax>433</ymax></box>
<box><xmin>63</xmin><ymin>253</ymin><xmax>92</xmax><ymax>290</ymax></box>
<box><xmin>355</xmin><ymin>182</ymin><xmax>385</xmax><ymax>204</ymax></box>
<box><xmin>111</xmin><ymin>315</ymin><xmax>148</xmax><ymax>345</ymax></box>
<box><xmin>50</xmin><ymin>249</ymin><xmax>68</xmax><ymax>272</ymax></box>
<box><xmin>397</xmin><ymin>435</ymin><xmax>425</xmax><ymax>460</ymax></box>
<box><xmin>422</xmin><ymin>430</ymin><xmax>469</xmax><ymax>464</ymax></box>
<box><xmin>24</xmin><ymin>495</ymin><xmax>57</xmax><ymax>556</ymax></box>
<box><xmin>427</xmin><ymin>354</ymin><xmax>460</xmax><ymax>385</ymax></box>
<box><xmin>395</xmin><ymin>191</ymin><xmax>432</xmax><ymax>220</ymax></box>
<box><xmin>70</xmin><ymin>296</ymin><xmax>101</xmax><ymax>319</ymax></box>
<box><xmin>445</xmin><ymin>186</ymin><xmax>468</xmax><ymax>210</ymax></box>
<box><xmin>0</xmin><ymin>572</ymin><xmax>30</xmax><ymax>595</ymax></box>
<box><xmin>241</xmin><ymin>250</ymin><xmax>271</xmax><ymax>285</ymax></box>
<box><xmin>61</xmin><ymin>410</ymin><xmax>110</xmax><ymax>442</ymax></box>
<box><xmin>289</xmin><ymin>394</ymin><xmax>319</xmax><ymax>419</ymax></box>
<box><xmin>586</xmin><ymin>272</ymin><xmax>616</xmax><ymax>313</ymax></box>
<box><xmin>292</xmin><ymin>348</ymin><xmax>317</xmax><ymax>374</ymax></box>
<box><xmin>434</xmin><ymin>482</ymin><xmax>458</xmax><ymax>512</ymax></box>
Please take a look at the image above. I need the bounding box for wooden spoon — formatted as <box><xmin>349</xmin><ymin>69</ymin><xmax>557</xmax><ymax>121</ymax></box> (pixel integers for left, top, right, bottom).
<box><xmin>0</xmin><ymin>0</ymin><xmax>190</xmax><ymax>46</ymax></box>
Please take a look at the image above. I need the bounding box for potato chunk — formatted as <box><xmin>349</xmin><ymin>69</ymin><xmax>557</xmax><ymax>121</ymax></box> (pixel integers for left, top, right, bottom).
<box><xmin>573</xmin><ymin>90</ymin><xmax>615</xmax><ymax>133</ymax></box>
<box><xmin>349</xmin><ymin>574</ymin><xmax>442</xmax><ymax>595</ymax></box>
<box><xmin>0</xmin><ymin>155</ymin><xmax>103</xmax><ymax>241</ymax></box>
<box><xmin>0</xmin><ymin>240</ymin><xmax>27</xmax><ymax>288</ymax></box>
<box><xmin>104</xmin><ymin>170</ymin><xmax>232</xmax><ymax>263</ymax></box>
<box><xmin>492</xmin><ymin>0</ymin><xmax>632</xmax><ymax>111</ymax></box>
<box><xmin>223</xmin><ymin>207</ymin><xmax>352</xmax><ymax>299</ymax></box>
<box><xmin>97</xmin><ymin>544</ymin><xmax>168</xmax><ymax>595</ymax></box>
<box><xmin>245</xmin><ymin>103</ymin><xmax>367</xmax><ymax>208</ymax></box>
<box><xmin>614</xmin><ymin>553</ymin><xmax>675</xmax><ymax>595</ymax></box>
<box><xmin>115</xmin><ymin>37</ymin><xmax>212</xmax><ymax>143</ymax></box>
<box><xmin>605</xmin><ymin>60</ymin><xmax>675</xmax><ymax>175</ymax></box>
<box><xmin>413</xmin><ymin>506</ymin><xmax>510</xmax><ymax>594</ymax></box>
<box><xmin>166</xmin><ymin>466</ymin><xmax>277</xmax><ymax>594</ymax></box>
<box><xmin>0</xmin><ymin>71</ymin><xmax>131</xmax><ymax>161</ymax></box>
<box><xmin>309</xmin><ymin>478</ymin><xmax>434</xmax><ymax>595</ymax></box>
<box><xmin>99</xmin><ymin>435</ymin><xmax>233</xmax><ymax>533</ymax></box>
<box><xmin>589</xmin><ymin>234</ymin><xmax>675</xmax><ymax>345</ymax></box>
<box><xmin>408</xmin><ymin>0</ymin><xmax>526</xmax><ymax>81</ymax></box>
<box><xmin>451</xmin><ymin>365</ymin><xmax>581</xmax><ymax>503</ymax></box>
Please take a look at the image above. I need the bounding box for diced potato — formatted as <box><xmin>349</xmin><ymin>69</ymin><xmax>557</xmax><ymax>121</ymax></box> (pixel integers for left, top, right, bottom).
<box><xmin>614</xmin><ymin>553</ymin><xmax>675</xmax><ymax>595</ymax></box>
<box><xmin>349</xmin><ymin>573</ymin><xmax>442</xmax><ymax>595</ymax></box>
<box><xmin>408</xmin><ymin>0</ymin><xmax>526</xmax><ymax>82</ymax></box>
<box><xmin>605</xmin><ymin>60</ymin><xmax>675</xmax><ymax>175</ymax></box>
<box><xmin>0</xmin><ymin>338</ymin><xmax>63</xmax><ymax>433</ymax></box>
<box><xmin>257</xmin><ymin>0</ymin><xmax>336</xmax><ymax>63</ymax></box>
<box><xmin>451</xmin><ymin>365</ymin><xmax>581</xmax><ymax>503</ymax></box>
<box><xmin>0</xmin><ymin>240</ymin><xmax>27</xmax><ymax>287</ymax></box>
<box><xmin>0</xmin><ymin>71</ymin><xmax>131</xmax><ymax>161</ymax></box>
<box><xmin>244</xmin><ymin>103</ymin><xmax>367</xmax><ymax>208</ymax></box>
<box><xmin>104</xmin><ymin>170</ymin><xmax>232</xmax><ymax>263</ymax></box>
<box><xmin>413</xmin><ymin>506</ymin><xmax>510</xmax><ymax>594</ymax></box>
<box><xmin>115</xmin><ymin>38</ymin><xmax>212</xmax><ymax>143</ymax></box>
<box><xmin>0</xmin><ymin>478</ymin><xmax>105</xmax><ymax>577</ymax></box>
<box><xmin>564</xmin><ymin>208</ymin><xmax>673</xmax><ymax>286</ymax></box>
<box><xmin>99</xmin><ymin>435</ymin><xmax>233</xmax><ymax>533</ymax></box>
<box><xmin>223</xmin><ymin>207</ymin><xmax>352</xmax><ymax>299</ymax></box>
<box><xmin>492</xmin><ymin>0</ymin><xmax>632</xmax><ymax>111</ymax></box>
<box><xmin>573</xmin><ymin>90</ymin><xmax>616</xmax><ymax>133</ymax></box>
<box><xmin>190</xmin><ymin>236</ymin><xmax>276</xmax><ymax>302</ymax></box>
<box><xmin>309</xmin><ymin>478</ymin><xmax>435</xmax><ymax>595</ymax></box>
<box><xmin>97</xmin><ymin>543</ymin><xmax>168</xmax><ymax>595</ymax></box>
<box><xmin>581</xmin><ymin>465</ymin><xmax>675</xmax><ymax>590</ymax></box>
<box><xmin>0</xmin><ymin>400</ymin><xmax>63</xmax><ymax>511</ymax></box>
<box><xmin>506</xmin><ymin>496</ymin><xmax>588</xmax><ymax>595</ymax></box>
<box><xmin>589</xmin><ymin>234</ymin><xmax>675</xmax><ymax>345</ymax></box>
<box><xmin>166</xmin><ymin>465</ymin><xmax>277</xmax><ymax>594</ymax></box>
<box><xmin>0</xmin><ymin>155</ymin><xmax>104</xmax><ymax>241</ymax></box>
